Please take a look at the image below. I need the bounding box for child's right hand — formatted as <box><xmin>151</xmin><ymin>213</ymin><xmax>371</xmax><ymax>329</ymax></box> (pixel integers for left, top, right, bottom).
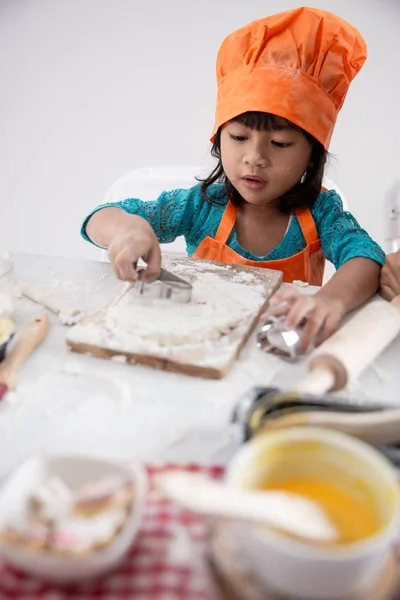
<box><xmin>107</xmin><ymin>221</ymin><xmax>161</xmax><ymax>283</ymax></box>
<box><xmin>380</xmin><ymin>251</ymin><xmax>400</xmax><ymax>301</ymax></box>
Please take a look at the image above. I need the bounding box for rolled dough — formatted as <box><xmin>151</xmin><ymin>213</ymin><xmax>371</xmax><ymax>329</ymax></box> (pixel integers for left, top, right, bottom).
<box><xmin>105</xmin><ymin>273</ymin><xmax>265</xmax><ymax>347</ymax></box>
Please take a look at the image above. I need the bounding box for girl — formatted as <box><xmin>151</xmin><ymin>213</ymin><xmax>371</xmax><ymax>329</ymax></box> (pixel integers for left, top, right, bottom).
<box><xmin>82</xmin><ymin>7</ymin><xmax>385</xmax><ymax>350</ymax></box>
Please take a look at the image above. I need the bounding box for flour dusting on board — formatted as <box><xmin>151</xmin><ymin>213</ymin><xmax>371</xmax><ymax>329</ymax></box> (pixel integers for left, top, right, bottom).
<box><xmin>106</xmin><ymin>274</ymin><xmax>264</xmax><ymax>345</ymax></box>
<box><xmin>66</xmin><ymin>258</ymin><xmax>282</xmax><ymax>376</ymax></box>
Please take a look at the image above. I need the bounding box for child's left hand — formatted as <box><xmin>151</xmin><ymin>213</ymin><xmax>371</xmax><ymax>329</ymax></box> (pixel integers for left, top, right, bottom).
<box><xmin>265</xmin><ymin>287</ymin><xmax>345</xmax><ymax>352</ymax></box>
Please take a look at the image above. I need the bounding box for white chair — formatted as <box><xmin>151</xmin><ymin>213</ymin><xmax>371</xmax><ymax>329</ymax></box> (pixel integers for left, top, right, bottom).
<box><xmin>323</xmin><ymin>176</ymin><xmax>349</xmax><ymax>211</ymax></box>
<box><xmin>100</xmin><ymin>167</ymin><xmax>348</xmax><ymax>284</ymax></box>
<box><xmin>100</xmin><ymin>166</ymin><xmax>201</xmax><ymax>262</ymax></box>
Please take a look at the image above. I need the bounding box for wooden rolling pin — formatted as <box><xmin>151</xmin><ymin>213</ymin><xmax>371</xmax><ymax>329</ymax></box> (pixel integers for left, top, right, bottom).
<box><xmin>294</xmin><ymin>295</ymin><xmax>400</xmax><ymax>395</ymax></box>
<box><xmin>0</xmin><ymin>313</ymin><xmax>50</xmax><ymax>400</ymax></box>
<box><xmin>248</xmin><ymin>296</ymin><xmax>400</xmax><ymax>443</ymax></box>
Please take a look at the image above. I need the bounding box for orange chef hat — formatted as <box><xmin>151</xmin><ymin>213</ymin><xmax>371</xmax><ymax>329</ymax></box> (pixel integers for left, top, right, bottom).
<box><xmin>211</xmin><ymin>7</ymin><xmax>367</xmax><ymax>149</ymax></box>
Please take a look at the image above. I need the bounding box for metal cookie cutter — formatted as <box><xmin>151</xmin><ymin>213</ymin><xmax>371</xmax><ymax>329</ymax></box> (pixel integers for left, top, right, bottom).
<box><xmin>256</xmin><ymin>315</ymin><xmax>303</xmax><ymax>361</ymax></box>
<box><xmin>136</xmin><ymin>268</ymin><xmax>192</xmax><ymax>303</ymax></box>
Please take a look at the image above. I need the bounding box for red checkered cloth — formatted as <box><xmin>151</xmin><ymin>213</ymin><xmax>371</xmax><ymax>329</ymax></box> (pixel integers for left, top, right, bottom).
<box><xmin>0</xmin><ymin>464</ymin><xmax>224</xmax><ymax>600</ymax></box>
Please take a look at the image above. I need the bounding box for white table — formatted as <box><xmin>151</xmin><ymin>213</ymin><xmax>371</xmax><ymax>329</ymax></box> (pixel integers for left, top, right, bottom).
<box><xmin>0</xmin><ymin>253</ymin><xmax>398</xmax><ymax>481</ymax></box>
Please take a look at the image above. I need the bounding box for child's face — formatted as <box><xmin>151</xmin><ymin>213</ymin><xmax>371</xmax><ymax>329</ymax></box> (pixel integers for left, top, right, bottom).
<box><xmin>220</xmin><ymin>118</ymin><xmax>313</xmax><ymax>207</ymax></box>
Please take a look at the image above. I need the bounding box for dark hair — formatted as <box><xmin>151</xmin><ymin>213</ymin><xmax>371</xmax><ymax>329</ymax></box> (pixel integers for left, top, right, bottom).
<box><xmin>198</xmin><ymin>112</ymin><xmax>328</xmax><ymax>214</ymax></box>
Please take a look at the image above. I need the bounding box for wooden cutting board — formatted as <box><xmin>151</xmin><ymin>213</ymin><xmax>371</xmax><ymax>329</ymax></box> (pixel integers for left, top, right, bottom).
<box><xmin>66</xmin><ymin>256</ymin><xmax>282</xmax><ymax>379</ymax></box>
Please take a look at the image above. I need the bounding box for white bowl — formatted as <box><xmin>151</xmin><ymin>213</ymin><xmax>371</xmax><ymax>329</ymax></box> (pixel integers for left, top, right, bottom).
<box><xmin>226</xmin><ymin>427</ymin><xmax>400</xmax><ymax>600</ymax></box>
<box><xmin>0</xmin><ymin>454</ymin><xmax>148</xmax><ymax>583</ymax></box>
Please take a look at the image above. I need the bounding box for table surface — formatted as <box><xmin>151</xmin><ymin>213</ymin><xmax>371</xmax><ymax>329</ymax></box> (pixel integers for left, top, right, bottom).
<box><xmin>0</xmin><ymin>253</ymin><xmax>398</xmax><ymax>481</ymax></box>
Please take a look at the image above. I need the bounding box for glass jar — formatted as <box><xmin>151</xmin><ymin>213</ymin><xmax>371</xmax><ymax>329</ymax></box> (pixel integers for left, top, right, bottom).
<box><xmin>0</xmin><ymin>252</ymin><xmax>14</xmax><ymax>318</ymax></box>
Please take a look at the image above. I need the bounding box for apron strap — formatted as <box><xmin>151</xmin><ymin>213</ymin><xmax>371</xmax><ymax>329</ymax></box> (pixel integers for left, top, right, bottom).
<box><xmin>295</xmin><ymin>208</ymin><xmax>319</xmax><ymax>245</ymax></box>
<box><xmin>296</xmin><ymin>187</ymin><xmax>325</xmax><ymax>243</ymax></box>
<box><xmin>215</xmin><ymin>198</ymin><xmax>320</xmax><ymax>246</ymax></box>
<box><xmin>214</xmin><ymin>199</ymin><xmax>236</xmax><ymax>244</ymax></box>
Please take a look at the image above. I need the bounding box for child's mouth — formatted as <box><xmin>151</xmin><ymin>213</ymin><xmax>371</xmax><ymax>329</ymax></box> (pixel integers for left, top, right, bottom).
<box><xmin>242</xmin><ymin>176</ymin><xmax>266</xmax><ymax>190</ymax></box>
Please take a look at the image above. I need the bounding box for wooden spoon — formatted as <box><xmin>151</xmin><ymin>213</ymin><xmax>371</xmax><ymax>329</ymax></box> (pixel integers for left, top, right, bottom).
<box><xmin>155</xmin><ymin>471</ymin><xmax>337</xmax><ymax>543</ymax></box>
<box><xmin>0</xmin><ymin>313</ymin><xmax>49</xmax><ymax>400</ymax></box>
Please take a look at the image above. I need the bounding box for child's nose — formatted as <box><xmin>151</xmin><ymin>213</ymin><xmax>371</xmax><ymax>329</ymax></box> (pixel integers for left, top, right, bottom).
<box><xmin>243</xmin><ymin>148</ymin><xmax>269</xmax><ymax>168</ymax></box>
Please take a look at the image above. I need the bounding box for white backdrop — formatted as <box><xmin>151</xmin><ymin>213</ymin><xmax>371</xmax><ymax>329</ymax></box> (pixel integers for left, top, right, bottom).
<box><xmin>0</xmin><ymin>0</ymin><xmax>399</xmax><ymax>260</ymax></box>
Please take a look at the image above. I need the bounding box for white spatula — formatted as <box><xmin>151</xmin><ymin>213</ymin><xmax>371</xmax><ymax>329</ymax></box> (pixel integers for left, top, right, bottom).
<box><xmin>155</xmin><ymin>471</ymin><xmax>337</xmax><ymax>543</ymax></box>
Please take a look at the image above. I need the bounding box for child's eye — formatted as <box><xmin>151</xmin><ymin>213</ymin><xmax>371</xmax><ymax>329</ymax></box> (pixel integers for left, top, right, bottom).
<box><xmin>272</xmin><ymin>140</ymin><xmax>292</xmax><ymax>148</ymax></box>
<box><xmin>229</xmin><ymin>134</ymin><xmax>248</xmax><ymax>142</ymax></box>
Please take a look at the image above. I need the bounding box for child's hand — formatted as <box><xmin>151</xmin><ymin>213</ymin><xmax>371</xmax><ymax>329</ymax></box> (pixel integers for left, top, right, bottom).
<box><xmin>107</xmin><ymin>222</ymin><xmax>161</xmax><ymax>282</ymax></box>
<box><xmin>265</xmin><ymin>287</ymin><xmax>345</xmax><ymax>352</ymax></box>
<box><xmin>380</xmin><ymin>252</ymin><xmax>400</xmax><ymax>301</ymax></box>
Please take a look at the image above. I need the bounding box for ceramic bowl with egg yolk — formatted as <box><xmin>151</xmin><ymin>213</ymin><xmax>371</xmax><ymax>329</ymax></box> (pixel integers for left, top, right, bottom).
<box><xmin>225</xmin><ymin>427</ymin><xmax>400</xmax><ymax>600</ymax></box>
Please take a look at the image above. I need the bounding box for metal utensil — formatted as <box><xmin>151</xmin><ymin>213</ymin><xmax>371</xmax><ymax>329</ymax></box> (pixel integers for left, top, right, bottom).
<box><xmin>230</xmin><ymin>386</ymin><xmax>400</xmax><ymax>468</ymax></box>
<box><xmin>136</xmin><ymin>268</ymin><xmax>192</xmax><ymax>303</ymax></box>
<box><xmin>231</xmin><ymin>386</ymin><xmax>389</xmax><ymax>443</ymax></box>
<box><xmin>256</xmin><ymin>315</ymin><xmax>303</xmax><ymax>361</ymax></box>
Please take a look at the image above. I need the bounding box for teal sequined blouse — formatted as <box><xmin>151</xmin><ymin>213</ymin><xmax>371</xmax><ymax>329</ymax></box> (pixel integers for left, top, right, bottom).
<box><xmin>82</xmin><ymin>183</ymin><xmax>385</xmax><ymax>269</ymax></box>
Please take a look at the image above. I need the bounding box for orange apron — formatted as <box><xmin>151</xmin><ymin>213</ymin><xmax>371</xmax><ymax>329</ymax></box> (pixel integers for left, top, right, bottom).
<box><xmin>193</xmin><ymin>200</ymin><xmax>325</xmax><ymax>285</ymax></box>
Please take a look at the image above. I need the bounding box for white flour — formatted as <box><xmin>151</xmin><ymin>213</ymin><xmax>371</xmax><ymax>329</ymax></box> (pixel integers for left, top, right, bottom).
<box><xmin>67</xmin><ymin>269</ymin><xmax>268</xmax><ymax>368</ymax></box>
<box><xmin>106</xmin><ymin>274</ymin><xmax>264</xmax><ymax>345</ymax></box>
<box><xmin>25</xmin><ymin>273</ymin><xmax>122</xmax><ymax>315</ymax></box>
<box><xmin>65</xmin><ymin>258</ymin><xmax>283</xmax><ymax>372</ymax></box>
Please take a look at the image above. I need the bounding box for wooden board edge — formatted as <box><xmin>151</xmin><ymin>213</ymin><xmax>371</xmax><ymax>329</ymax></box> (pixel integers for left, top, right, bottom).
<box><xmin>66</xmin><ymin>341</ymin><xmax>225</xmax><ymax>380</ymax></box>
<box><xmin>226</xmin><ymin>274</ymin><xmax>282</xmax><ymax>370</ymax></box>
